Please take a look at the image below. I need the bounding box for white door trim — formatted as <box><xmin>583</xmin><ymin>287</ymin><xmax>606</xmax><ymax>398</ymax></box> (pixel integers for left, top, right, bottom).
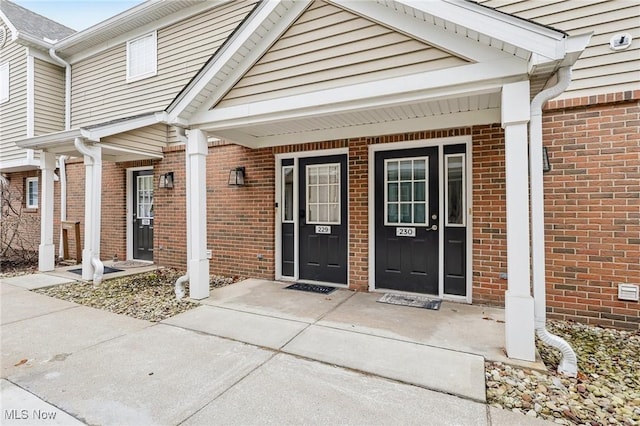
<box><xmin>126</xmin><ymin>166</ymin><xmax>153</xmax><ymax>261</ymax></box>
<box><xmin>368</xmin><ymin>136</ymin><xmax>473</xmax><ymax>302</ymax></box>
<box><xmin>275</xmin><ymin>148</ymin><xmax>349</xmax><ymax>283</ymax></box>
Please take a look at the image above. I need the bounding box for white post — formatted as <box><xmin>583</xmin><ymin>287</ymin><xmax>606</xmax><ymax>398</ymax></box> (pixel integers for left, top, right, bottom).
<box><xmin>502</xmin><ymin>81</ymin><xmax>535</xmax><ymax>361</ymax></box>
<box><xmin>186</xmin><ymin>129</ymin><xmax>209</xmax><ymax>299</ymax></box>
<box><xmin>38</xmin><ymin>151</ymin><xmax>56</xmax><ymax>271</ymax></box>
<box><xmin>75</xmin><ymin>138</ymin><xmax>102</xmax><ymax>281</ymax></box>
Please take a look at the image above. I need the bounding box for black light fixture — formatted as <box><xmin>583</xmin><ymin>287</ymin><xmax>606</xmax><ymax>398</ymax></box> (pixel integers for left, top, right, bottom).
<box><xmin>159</xmin><ymin>172</ymin><xmax>174</xmax><ymax>189</ymax></box>
<box><xmin>542</xmin><ymin>147</ymin><xmax>551</xmax><ymax>173</ymax></box>
<box><xmin>228</xmin><ymin>167</ymin><xmax>245</xmax><ymax>186</ymax></box>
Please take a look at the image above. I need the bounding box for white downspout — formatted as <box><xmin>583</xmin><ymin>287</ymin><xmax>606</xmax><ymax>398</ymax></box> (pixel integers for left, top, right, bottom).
<box><xmin>74</xmin><ymin>137</ymin><xmax>104</xmax><ymax>285</ymax></box>
<box><xmin>49</xmin><ymin>49</ymin><xmax>71</xmax><ymax>261</ymax></box>
<box><xmin>174</xmin><ymin>127</ymin><xmax>190</xmax><ymax>299</ymax></box>
<box><xmin>530</xmin><ymin>66</ymin><xmax>578</xmax><ymax>377</ymax></box>
<box><xmin>58</xmin><ymin>155</ymin><xmax>67</xmax><ymax>259</ymax></box>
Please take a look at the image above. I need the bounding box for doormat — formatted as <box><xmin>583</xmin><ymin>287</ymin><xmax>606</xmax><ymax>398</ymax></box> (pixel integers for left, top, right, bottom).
<box><xmin>377</xmin><ymin>293</ymin><xmax>442</xmax><ymax>310</ymax></box>
<box><xmin>284</xmin><ymin>283</ymin><xmax>337</xmax><ymax>295</ymax></box>
<box><xmin>68</xmin><ymin>266</ymin><xmax>123</xmax><ymax>275</ymax></box>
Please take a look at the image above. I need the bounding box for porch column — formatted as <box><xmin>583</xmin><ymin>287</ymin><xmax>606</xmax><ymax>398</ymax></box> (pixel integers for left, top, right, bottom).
<box><xmin>186</xmin><ymin>129</ymin><xmax>209</xmax><ymax>299</ymax></box>
<box><xmin>38</xmin><ymin>151</ymin><xmax>56</xmax><ymax>271</ymax></box>
<box><xmin>75</xmin><ymin>138</ymin><xmax>102</xmax><ymax>281</ymax></box>
<box><xmin>501</xmin><ymin>81</ymin><xmax>535</xmax><ymax>361</ymax></box>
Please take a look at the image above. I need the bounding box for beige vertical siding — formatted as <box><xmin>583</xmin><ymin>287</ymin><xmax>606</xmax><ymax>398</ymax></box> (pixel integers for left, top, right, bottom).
<box><xmin>101</xmin><ymin>124</ymin><xmax>168</xmax><ymax>155</ymax></box>
<box><xmin>34</xmin><ymin>58</ymin><xmax>65</xmax><ymax>135</ymax></box>
<box><xmin>70</xmin><ymin>0</ymin><xmax>258</xmax><ymax>128</ymax></box>
<box><xmin>477</xmin><ymin>0</ymin><xmax>640</xmax><ymax>99</ymax></box>
<box><xmin>218</xmin><ymin>1</ymin><xmax>468</xmax><ymax>108</ymax></box>
<box><xmin>0</xmin><ymin>31</ymin><xmax>28</xmax><ymax>164</ymax></box>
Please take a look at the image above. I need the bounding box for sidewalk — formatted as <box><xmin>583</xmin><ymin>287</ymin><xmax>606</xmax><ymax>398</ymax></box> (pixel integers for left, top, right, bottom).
<box><xmin>1</xmin><ymin>274</ymin><xmax>552</xmax><ymax>425</ymax></box>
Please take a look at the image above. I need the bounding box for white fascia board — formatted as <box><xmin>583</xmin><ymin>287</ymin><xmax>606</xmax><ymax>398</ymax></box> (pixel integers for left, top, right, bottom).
<box><xmin>396</xmin><ymin>0</ymin><xmax>566</xmax><ymax>61</ymax></box>
<box><xmin>214</xmin><ymin>108</ymin><xmax>501</xmax><ymax>149</ymax></box>
<box><xmin>85</xmin><ymin>112</ymin><xmax>168</xmax><ymax>140</ymax></box>
<box><xmin>59</xmin><ymin>1</ymin><xmax>232</xmax><ymax>64</ymax></box>
<box><xmin>191</xmin><ymin>59</ymin><xmax>526</xmax><ymax>130</ymax></box>
<box><xmin>168</xmin><ymin>0</ymin><xmax>312</xmax><ymax>123</ymax></box>
<box><xmin>15</xmin><ymin>128</ymin><xmax>93</xmax><ymax>150</ymax></box>
<box><xmin>0</xmin><ymin>158</ymin><xmax>40</xmax><ymax>172</ymax></box>
<box><xmin>329</xmin><ymin>0</ymin><xmax>511</xmax><ymax>62</ymax></box>
<box><xmin>102</xmin><ymin>144</ymin><xmax>164</xmax><ymax>160</ymax></box>
<box><xmin>26</xmin><ymin>47</ymin><xmax>61</xmax><ymax>66</ymax></box>
<box><xmin>0</xmin><ymin>10</ymin><xmax>18</xmax><ymax>40</ymax></box>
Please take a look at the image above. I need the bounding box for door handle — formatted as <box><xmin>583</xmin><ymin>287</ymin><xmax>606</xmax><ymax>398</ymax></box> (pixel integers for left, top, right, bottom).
<box><xmin>426</xmin><ymin>224</ymin><xmax>438</xmax><ymax>231</ymax></box>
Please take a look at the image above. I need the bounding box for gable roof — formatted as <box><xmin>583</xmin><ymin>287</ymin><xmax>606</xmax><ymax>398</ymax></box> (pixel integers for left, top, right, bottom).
<box><xmin>0</xmin><ymin>0</ymin><xmax>75</xmax><ymax>45</ymax></box>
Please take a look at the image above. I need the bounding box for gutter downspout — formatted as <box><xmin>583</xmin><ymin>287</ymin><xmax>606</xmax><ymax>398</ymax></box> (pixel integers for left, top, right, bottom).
<box><xmin>74</xmin><ymin>137</ymin><xmax>104</xmax><ymax>285</ymax></box>
<box><xmin>530</xmin><ymin>66</ymin><xmax>578</xmax><ymax>377</ymax></box>
<box><xmin>174</xmin><ymin>127</ymin><xmax>190</xmax><ymax>299</ymax></box>
<box><xmin>58</xmin><ymin>155</ymin><xmax>67</xmax><ymax>259</ymax></box>
<box><xmin>49</xmin><ymin>49</ymin><xmax>71</xmax><ymax>261</ymax></box>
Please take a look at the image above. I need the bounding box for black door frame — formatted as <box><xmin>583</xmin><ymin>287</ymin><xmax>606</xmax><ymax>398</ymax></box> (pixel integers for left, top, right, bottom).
<box><xmin>368</xmin><ymin>137</ymin><xmax>472</xmax><ymax>302</ymax></box>
<box><xmin>275</xmin><ymin>149</ymin><xmax>349</xmax><ymax>286</ymax></box>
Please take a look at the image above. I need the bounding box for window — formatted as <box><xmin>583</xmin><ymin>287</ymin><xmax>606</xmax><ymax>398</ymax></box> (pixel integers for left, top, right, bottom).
<box><xmin>282</xmin><ymin>166</ymin><xmax>294</xmax><ymax>223</ymax></box>
<box><xmin>0</xmin><ymin>62</ymin><xmax>9</xmax><ymax>104</ymax></box>
<box><xmin>445</xmin><ymin>154</ymin><xmax>465</xmax><ymax>226</ymax></box>
<box><xmin>136</xmin><ymin>175</ymin><xmax>154</xmax><ymax>219</ymax></box>
<box><xmin>126</xmin><ymin>31</ymin><xmax>157</xmax><ymax>82</ymax></box>
<box><xmin>306</xmin><ymin>164</ymin><xmax>340</xmax><ymax>225</ymax></box>
<box><xmin>26</xmin><ymin>177</ymin><xmax>38</xmax><ymax>209</ymax></box>
<box><xmin>385</xmin><ymin>157</ymin><xmax>428</xmax><ymax>225</ymax></box>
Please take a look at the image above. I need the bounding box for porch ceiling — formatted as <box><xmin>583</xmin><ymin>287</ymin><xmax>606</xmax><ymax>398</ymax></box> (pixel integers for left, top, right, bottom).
<box><xmin>205</xmin><ymin>91</ymin><xmax>502</xmax><ymax>149</ymax></box>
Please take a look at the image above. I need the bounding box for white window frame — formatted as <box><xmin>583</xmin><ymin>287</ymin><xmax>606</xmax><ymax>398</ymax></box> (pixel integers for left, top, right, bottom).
<box><xmin>26</xmin><ymin>177</ymin><xmax>38</xmax><ymax>209</ymax></box>
<box><xmin>305</xmin><ymin>163</ymin><xmax>341</xmax><ymax>225</ymax></box>
<box><xmin>126</xmin><ymin>31</ymin><xmax>157</xmax><ymax>82</ymax></box>
<box><xmin>0</xmin><ymin>62</ymin><xmax>9</xmax><ymax>104</ymax></box>
<box><xmin>445</xmin><ymin>153</ymin><xmax>466</xmax><ymax>227</ymax></box>
<box><xmin>384</xmin><ymin>156</ymin><xmax>429</xmax><ymax>226</ymax></box>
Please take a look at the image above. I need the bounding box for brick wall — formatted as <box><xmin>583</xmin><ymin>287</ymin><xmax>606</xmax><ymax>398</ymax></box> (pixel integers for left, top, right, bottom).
<box><xmin>543</xmin><ymin>97</ymin><xmax>639</xmax><ymax>329</ymax></box>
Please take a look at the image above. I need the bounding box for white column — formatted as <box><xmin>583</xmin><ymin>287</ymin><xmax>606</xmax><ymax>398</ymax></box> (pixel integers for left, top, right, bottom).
<box><xmin>75</xmin><ymin>139</ymin><xmax>102</xmax><ymax>281</ymax></box>
<box><xmin>38</xmin><ymin>151</ymin><xmax>56</xmax><ymax>271</ymax></box>
<box><xmin>502</xmin><ymin>81</ymin><xmax>535</xmax><ymax>361</ymax></box>
<box><xmin>186</xmin><ymin>129</ymin><xmax>209</xmax><ymax>299</ymax></box>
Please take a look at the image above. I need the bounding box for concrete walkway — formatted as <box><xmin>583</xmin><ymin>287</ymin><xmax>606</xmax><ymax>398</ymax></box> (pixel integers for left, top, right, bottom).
<box><xmin>1</xmin><ymin>274</ymin><xmax>552</xmax><ymax>425</ymax></box>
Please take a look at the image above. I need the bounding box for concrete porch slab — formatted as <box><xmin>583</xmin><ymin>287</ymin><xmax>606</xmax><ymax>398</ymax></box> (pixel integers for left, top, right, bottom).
<box><xmin>202</xmin><ymin>278</ymin><xmax>353</xmax><ymax>323</ymax></box>
<box><xmin>0</xmin><ymin>282</ymin><xmax>25</xmax><ymax>295</ymax></box>
<box><xmin>9</xmin><ymin>324</ymin><xmax>273</xmax><ymax>426</ymax></box>
<box><xmin>318</xmin><ymin>292</ymin><xmax>545</xmax><ymax>369</ymax></box>
<box><xmin>1</xmin><ymin>379</ymin><xmax>85</xmax><ymax>425</ymax></box>
<box><xmin>163</xmin><ymin>305</ymin><xmax>308</xmax><ymax>350</ymax></box>
<box><xmin>282</xmin><ymin>325</ymin><xmax>487</xmax><ymax>402</ymax></box>
<box><xmin>183</xmin><ymin>353</ymin><xmax>488</xmax><ymax>426</ymax></box>
<box><xmin>0</xmin><ymin>274</ymin><xmax>76</xmax><ymax>290</ymax></box>
<box><xmin>2</xmin><ymin>306</ymin><xmax>151</xmax><ymax>379</ymax></box>
<box><xmin>0</xmin><ymin>289</ymin><xmax>77</xmax><ymax>326</ymax></box>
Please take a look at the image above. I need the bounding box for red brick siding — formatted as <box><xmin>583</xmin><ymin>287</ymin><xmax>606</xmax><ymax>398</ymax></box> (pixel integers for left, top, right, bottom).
<box><xmin>543</xmin><ymin>98</ymin><xmax>640</xmax><ymax>330</ymax></box>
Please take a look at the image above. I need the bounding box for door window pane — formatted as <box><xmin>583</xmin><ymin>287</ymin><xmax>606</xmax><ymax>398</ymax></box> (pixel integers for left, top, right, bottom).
<box><xmin>446</xmin><ymin>154</ymin><xmax>465</xmax><ymax>226</ymax></box>
<box><xmin>306</xmin><ymin>163</ymin><xmax>340</xmax><ymax>225</ymax></box>
<box><xmin>384</xmin><ymin>157</ymin><xmax>428</xmax><ymax>226</ymax></box>
<box><xmin>137</xmin><ymin>175</ymin><xmax>154</xmax><ymax>219</ymax></box>
<box><xmin>282</xmin><ymin>166</ymin><xmax>294</xmax><ymax>222</ymax></box>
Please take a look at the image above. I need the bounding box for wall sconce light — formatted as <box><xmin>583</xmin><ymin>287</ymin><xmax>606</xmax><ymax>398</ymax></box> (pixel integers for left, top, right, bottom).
<box><xmin>159</xmin><ymin>172</ymin><xmax>174</xmax><ymax>189</ymax></box>
<box><xmin>228</xmin><ymin>167</ymin><xmax>245</xmax><ymax>186</ymax></box>
<box><xmin>542</xmin><ymin>147</ymin><xmax>551</xmax><ymax>173</ymax></box>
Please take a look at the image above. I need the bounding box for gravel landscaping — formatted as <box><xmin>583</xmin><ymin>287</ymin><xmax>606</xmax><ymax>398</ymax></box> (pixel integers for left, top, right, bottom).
<box><xmin>487</xmin><ymin>321</ymin><xmax>640</xmax><ymax>425</ymax></box>
<box><xmin>34</xmin><ymin>268</ymin><xmax>239</xmax><ymax>322</ymax></box>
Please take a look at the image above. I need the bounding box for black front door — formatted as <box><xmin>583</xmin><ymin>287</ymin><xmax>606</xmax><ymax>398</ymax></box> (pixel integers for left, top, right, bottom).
<box><xmin>375</xmin><ymin>147</ymin><xmax>439</xmax><ymax>294</ymax></box>
<box><xmin>299</xmin><ymin>155</ymin><xmax>348</xmax><ymax>284</ymax></box>
<box><xmin>132</xmin><ymin>170</ymin><xmax>154</xmax><ymax>261</ymax></box>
